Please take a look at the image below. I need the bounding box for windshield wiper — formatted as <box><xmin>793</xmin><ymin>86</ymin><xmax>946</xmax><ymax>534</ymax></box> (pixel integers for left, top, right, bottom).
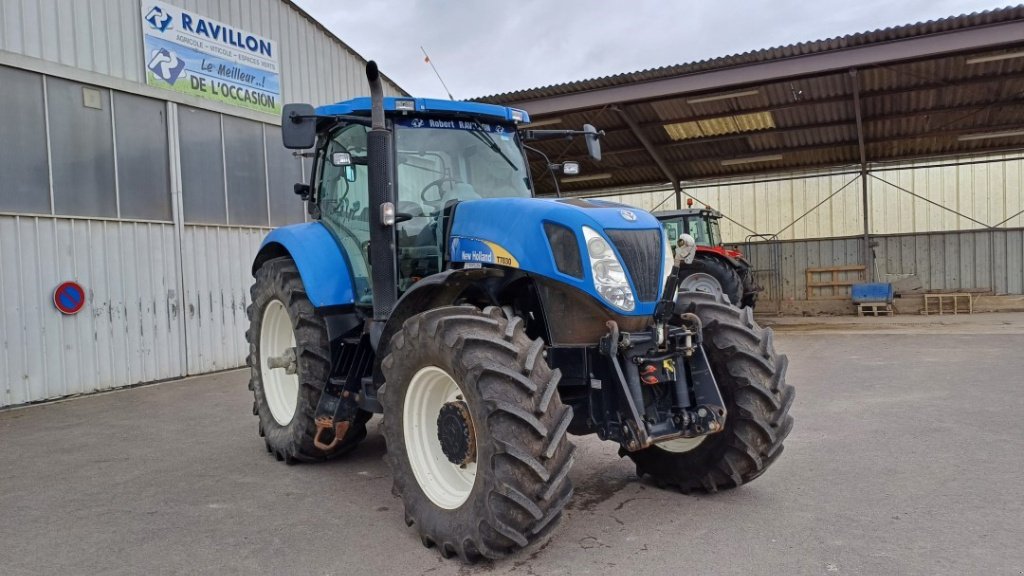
<box><xmin>467</xmin><ymin>117</ymin><xmax>518</xmax><ymax>171</ymax></box>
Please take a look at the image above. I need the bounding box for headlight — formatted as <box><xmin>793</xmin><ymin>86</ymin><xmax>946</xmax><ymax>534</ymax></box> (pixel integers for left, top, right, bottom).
<box><xmin>582</xmin><ymin>226</ymin><xmax>635</xmax><ymax>311</ymax></box>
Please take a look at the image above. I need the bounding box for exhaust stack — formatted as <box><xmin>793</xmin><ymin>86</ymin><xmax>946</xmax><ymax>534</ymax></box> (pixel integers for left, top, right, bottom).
<box><xmin>365</xmin><ymin>61</ymin><xmax>398</xmax><ymax>323</ymax></box>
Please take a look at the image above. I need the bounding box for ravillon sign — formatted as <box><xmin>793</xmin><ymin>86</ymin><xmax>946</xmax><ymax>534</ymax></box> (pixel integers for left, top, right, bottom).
<box><xmin>141</xmin><ymin>1</ymin><xmax>281</xmax><ymax>115</ymax></box>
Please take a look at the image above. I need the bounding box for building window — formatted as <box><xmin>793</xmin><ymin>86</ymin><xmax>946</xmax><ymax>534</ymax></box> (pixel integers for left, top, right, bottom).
<box><xmin>178</xmin><ymin>106</ymin><xmax>226</xmax><ymax>224</ymax></box>
<box><xmin>264</xmin><ymin>125</ymin><xmax>306</xmax><ymax>226</ymax></box>
<box><xmin>47</xmin><ymin>77</ymin><xmax>117</xmax><ymax>217</ymax></box>
<box><xmin>0</xmin><ymin>66</ymin><xmax>50</xmax><ymax>214</ymax></box>
<box><xmin>114</xmin><ymin>92</ymin><xmax>172</xmax><ymax>221</ymax></box>
<box><xmin>223</xmin><ymin>115</ymin><xmax>269</xmax><ymax>226</ymax></box>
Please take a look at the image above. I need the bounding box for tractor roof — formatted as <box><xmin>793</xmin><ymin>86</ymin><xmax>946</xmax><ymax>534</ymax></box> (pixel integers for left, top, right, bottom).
<box><xmin>316</xmin><ymin>97</ymin><xmax>530</xmax><ymax>124</ymax></box>
<box><xmin>654</xmin><ymin>208</ymin><xmax>723</xmax><ymax>220</ymax></box>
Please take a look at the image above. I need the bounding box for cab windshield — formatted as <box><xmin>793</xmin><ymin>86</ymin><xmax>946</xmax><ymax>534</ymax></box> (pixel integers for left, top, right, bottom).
<box><xmin>394</xmin><ymin>118</ymin><xmax>531</xmax><ymax>214</ymax></box>
<box><xmin>685</xmin><ymin>216</ymin><xmax>720</xmax><ymax>248</ymax></box>
<box><xmin>393</xmin><ymin>118</ymin><xmax>531</xmax><ymax>291</ymax></box>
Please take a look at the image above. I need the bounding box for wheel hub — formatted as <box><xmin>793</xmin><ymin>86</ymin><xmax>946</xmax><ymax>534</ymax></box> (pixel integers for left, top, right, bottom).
<box><xmin>680</xmin><ymin>272</ymin><xmax>723</xmax><ymax>296</ymax></box>
<box><xmin>436</xmin><ymin>401</ymin><xmax>476</xmax><ymax>466</ymax></box>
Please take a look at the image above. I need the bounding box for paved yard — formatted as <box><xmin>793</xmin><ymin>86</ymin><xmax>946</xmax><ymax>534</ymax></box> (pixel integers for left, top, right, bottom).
<box><xmin>2</xmin><ymin>317</ymin><xmax>1023</xmax><ymax>575</ymax></box>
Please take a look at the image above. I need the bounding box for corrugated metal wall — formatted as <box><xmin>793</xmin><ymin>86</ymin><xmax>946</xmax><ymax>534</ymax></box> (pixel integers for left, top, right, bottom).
<box><xmin>0</xmin><ymin>0</ymin><xmax>394</xmax><ymax>407</ymax></box>
<box><xmin>0</xmin><ymin>0</ymin><xmax>404</xmax><ymax>122</ymax></box>
<box><xmin>738</xmin><ymin>228</ymin><xmax>1024</xmax><ymax>301</ymax></box>
<box><xmin>180</xmin><ymin>225</ymin><xmax>266</xmax><ymax>375</ymax></box>
<box><xmin>593</xmin><ymin>153</ymin><xmax>1024</xmax><ymax>243</ymax></box>
<box><xmin>0</xmin><ymin>215</ymin><xmax>184</xmax><ymax>407</ymax></box>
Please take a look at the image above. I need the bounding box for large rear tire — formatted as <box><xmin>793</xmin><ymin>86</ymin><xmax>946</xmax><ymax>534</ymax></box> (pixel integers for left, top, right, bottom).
<box><xmin>381</xmin><ymin>306</ymin><xmax>575</xmax><ymax>562</ymax></box>
<box><xmin>246</xmin><ymin>257</ymin><xmax>369</xmax><ymax>464</ymax></box>
<box><xmin>678</xmin><ymin>256</ymin><xmax>744</xmax><ymax>306</ymax></box>
<box><xmin>626</xmin><ymin>291</ymin><xmax>794</xmax><ymax>492</ymax></box>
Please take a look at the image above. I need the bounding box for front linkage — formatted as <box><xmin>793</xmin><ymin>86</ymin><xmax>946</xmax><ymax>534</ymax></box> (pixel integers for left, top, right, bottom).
<box><xmin>595</xmin><ymin>235</ymin><xmax>727</xmax><ymax>452</ymax></box>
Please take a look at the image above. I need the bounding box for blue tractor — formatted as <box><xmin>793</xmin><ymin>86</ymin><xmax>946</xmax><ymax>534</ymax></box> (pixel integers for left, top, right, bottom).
<box><xmin>247</xmin><ymin>63</ymin><xmax>794</xmax><ymax>561</ymax></box>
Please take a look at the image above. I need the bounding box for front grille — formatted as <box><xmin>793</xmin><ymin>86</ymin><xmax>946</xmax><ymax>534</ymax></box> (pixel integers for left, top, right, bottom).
<box><xmin>605</xmin><ymin>229</ymin><xmax>662</xmax><ymax>302</ymax></box>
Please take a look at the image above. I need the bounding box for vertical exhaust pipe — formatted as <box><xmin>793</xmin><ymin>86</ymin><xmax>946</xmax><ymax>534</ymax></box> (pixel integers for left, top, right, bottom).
<box><xmin>365</xmin><ymin>61</ymin><xmax>398</xmax><ymax>322</ymax></box>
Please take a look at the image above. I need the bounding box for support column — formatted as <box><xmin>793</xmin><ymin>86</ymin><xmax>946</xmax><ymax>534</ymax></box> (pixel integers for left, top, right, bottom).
<box><xmin>673</xmin><ymin>180</ymin><xmax>682</xmax><ymax>210</ymax></box>
<box><xmin>850</xmin><ymin>68</ymin><xmax>872</xmax><ymax>279</ymax></box>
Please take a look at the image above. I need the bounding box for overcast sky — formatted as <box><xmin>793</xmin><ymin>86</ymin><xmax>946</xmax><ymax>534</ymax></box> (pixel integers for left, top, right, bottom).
<box><xmin>294</xmin><ymin>1</ymin><xmax>1013</xmax><ymax>99</ymax></box>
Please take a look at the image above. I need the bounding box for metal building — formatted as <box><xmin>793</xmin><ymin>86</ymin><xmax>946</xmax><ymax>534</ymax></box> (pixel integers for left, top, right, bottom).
<box><xmin>0</xmin><ymin>0</ymin><xmax>403</xmax><ymax>407</ymax></box>
<box><xmin>480</xmin><ymin>8</ymin><xmax>1024</xmax><ymax>308</ymax></box>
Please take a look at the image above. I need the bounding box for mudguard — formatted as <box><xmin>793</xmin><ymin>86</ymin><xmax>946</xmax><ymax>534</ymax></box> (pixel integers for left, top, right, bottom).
<box><xmin>253</xmin><ymin>222</ymin><xmax>356</xmax><ymax>308</ymax></box>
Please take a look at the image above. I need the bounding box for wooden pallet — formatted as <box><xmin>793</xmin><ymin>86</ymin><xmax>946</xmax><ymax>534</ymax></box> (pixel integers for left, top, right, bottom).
<box><xmin>923</xmin><ymin>293</ymin><xmax>973</xmax><ymax>315</ymax></box>
<box><xmin>806</xmin><ymin>265</ymin><xmax>866</xmax><ymax>300</ymax></box>
<box><xmin>857</xmin><ymin>302</ymin><xmax>893</xmax><ymax>317</ymax></box>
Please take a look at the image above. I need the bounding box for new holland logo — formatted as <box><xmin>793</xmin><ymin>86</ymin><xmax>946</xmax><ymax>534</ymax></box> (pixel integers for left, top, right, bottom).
<box><xmin>145</xmin><ymin>6</ymin><xmax>173</xmax><ymax>33</ymax></box>
<box><xmin>620</xmin><ymin>209</ymin><xmax>637</xmax><ymax>222</ymax></box>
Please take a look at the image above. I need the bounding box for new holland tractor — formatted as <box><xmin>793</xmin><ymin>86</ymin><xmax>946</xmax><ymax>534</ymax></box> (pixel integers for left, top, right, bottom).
<box><xmin>657</xmin><ymin>206</ymin><xmax>760</xmax><ymax>308</ymax></box>
<box><xmin>246</xmin><ymin>62</ymin><xmax>794</xmax><ymax>562</ymax></box>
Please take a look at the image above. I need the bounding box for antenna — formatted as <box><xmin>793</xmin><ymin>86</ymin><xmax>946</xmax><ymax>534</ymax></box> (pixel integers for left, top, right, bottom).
<box><xmin>421</xmin><ymin>46</ymin><xmax>455</xmax><ymax>101</ymax></box>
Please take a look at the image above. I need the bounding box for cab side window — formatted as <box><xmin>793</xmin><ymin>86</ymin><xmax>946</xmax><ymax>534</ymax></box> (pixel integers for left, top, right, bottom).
<box><xmin>316</xmin><ymin>124</ymin><xmax>372</xmax><ymax>304</ymax></box>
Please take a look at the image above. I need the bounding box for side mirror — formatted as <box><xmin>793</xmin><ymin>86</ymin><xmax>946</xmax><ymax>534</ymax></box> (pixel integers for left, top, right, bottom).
<box><xmin>282</xmin><ymin>103</ymin><xmax>316</xmax><ymax>149</ymax></box>
<box><xmin>562</xmin><ymin>161</ymin><xmax>580</xmax><ymax>175</ymax></box>
<box><xmin>293</xmin><ymin>182</ymin><xmax>310</xmax><ymax>200</ymax></box>
<box><xmin>583</xmin><ymin>124</ymin><xmax>602</xmax><ymax>162</ymax></box>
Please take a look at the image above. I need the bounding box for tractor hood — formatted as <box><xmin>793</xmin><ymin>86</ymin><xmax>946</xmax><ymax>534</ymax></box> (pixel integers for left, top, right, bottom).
<box><xmin>449</xmin><ymin>197</ymin><xmax>667</xmax><ymax>316</ymax></box>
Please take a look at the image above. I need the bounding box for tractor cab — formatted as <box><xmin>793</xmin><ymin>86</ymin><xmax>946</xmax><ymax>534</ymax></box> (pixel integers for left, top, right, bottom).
<box><xmin>658</xmin><ymin>207</ymin><xmax>733</xmax><ymax>254</ymax></box>
<box><xmin>655</xmin><ymin>207</ymin><xmax>760</xmax><ymax>308</ymax></box>
<box><xmin>292</xmin><ymin>97</ymin><xmax>536</xmax><ymax>304</ymax></box>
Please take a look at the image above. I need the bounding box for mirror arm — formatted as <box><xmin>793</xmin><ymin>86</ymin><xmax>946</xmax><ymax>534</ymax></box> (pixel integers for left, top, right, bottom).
<box><xmin>522</xmin><ymin>128</ymin><xmax>606</xmax><ymax>140</ymax></box>
<box><xmin>523</xmin><ymin>144</ymin><xmax>562</xmax><ymax>198</ymax></box>
<box><xmin>522</xmin><ymin>129</ymin><xmax>581</xmax><ymax>141</ymax></box>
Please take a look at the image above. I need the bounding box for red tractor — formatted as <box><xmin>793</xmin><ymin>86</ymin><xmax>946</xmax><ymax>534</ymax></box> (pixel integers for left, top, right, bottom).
<box><xmin>656</xmin><ymin>207</ymin><xmax>760</xmax><ymax>308</ymax></box>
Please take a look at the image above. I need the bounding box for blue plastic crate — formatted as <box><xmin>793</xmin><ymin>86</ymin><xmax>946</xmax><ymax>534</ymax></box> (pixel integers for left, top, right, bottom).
<box><xmin>851</xmin><ymin>282</ymin><xmax>894</xmax><ymax>303</ymax></box>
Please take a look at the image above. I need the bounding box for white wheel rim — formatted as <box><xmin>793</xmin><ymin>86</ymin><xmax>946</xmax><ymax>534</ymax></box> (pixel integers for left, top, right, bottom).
<box><xmin>260</xmin><ymin>299</ymin><xmax>299</xmax><ymax>426</ymax></box>
<box><xmin>680</xmin><ymin>272</ymin><xmax>723</xmax><ymax>296</ymax></box>
<box><xmin>657</xmin><ymin>435</ymin><xmax>707</xmax><ymax>453</ymax></box>
<box><xmin>404</xmin><ymin>366</ymin><xmax>477</xmax><ymax>510</ymax></box>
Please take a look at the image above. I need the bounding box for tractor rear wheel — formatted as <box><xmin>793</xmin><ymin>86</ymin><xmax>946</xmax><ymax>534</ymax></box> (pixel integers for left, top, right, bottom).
<box><xmin>381</xmin><ymin>306</ymin><xmax>575</xmax><ymax>562</ymax></box>
<box><xmin>625</xmin><ymin>291</ymin><xmax>794</xmax><ymax>492</ymax></box>
<box><xmin>678</xmin><ymin>256</ymin><xmax>744</xmax><ymax>306</ymax></box>
<box><xmin>246</xmin><ymin>257</ymin><xmax>369</xmax><ymax>463</ymax></box>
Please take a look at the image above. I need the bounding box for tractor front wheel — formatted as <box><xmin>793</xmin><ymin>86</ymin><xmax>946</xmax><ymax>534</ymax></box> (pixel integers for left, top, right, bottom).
<box><xmin>381</xmin><ymin>306</ymin><xmax>575</xmax><ymax>562</ymax></box>
<box><xmin>626</xmin><ymin>291</ymin><xmax>794</xmax><ymax>491</ymax></box>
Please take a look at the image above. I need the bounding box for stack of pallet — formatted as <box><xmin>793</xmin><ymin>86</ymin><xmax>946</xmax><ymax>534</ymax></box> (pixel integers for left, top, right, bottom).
<box><xmin>851</xmin><ymin>283</ymin><xmax>895</xmax><ymax>317</ymax></box>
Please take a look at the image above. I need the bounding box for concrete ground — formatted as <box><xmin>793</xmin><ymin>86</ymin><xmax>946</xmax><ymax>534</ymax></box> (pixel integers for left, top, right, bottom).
<box><xmin>2</xmin><ymin>315</ymin><xmax>1023</xmax><ymax>575</ymax></box>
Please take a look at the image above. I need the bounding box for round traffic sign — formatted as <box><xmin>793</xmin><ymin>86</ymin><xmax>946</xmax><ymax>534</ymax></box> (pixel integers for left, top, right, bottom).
<box><xmin>53</xmin><ymin>281</ymin><xmax>86</xmax><ymax>315</ymax></box>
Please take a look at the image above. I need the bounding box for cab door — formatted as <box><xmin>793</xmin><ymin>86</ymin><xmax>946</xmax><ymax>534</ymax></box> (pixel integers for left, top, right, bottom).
<box><xmin>314</xmin><ymin>123</ymin><xmax>373</xmax><ymax>304</ymax></box>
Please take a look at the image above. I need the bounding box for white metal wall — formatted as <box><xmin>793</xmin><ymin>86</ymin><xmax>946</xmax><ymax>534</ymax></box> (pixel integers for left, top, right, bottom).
<box><xmin>0</xmin><ymin>215</ymin><xmax>184</xmax><ymax>407</ymax></box>
<box><xmin>594</xmin><ymin>153</ymin><xmax>1024</xmax><ymax>243</ymax></box>
<box><xmin>0</xmin><ymin>0</ymin><xmax>404</xmax><ymax>123</ymax></box>
<box><xmin>0</xmin><ymin>0</ymin><xmax>395</xmax><ymax>406</ymax></box>
<box><xmin>739</xmin><ymin>228</ymin><xmax>1024</xmax><ymax>301</ymax></box>
<box><xmin>180</xmin><ymin>225</ymin><xmax>266</xmax><ymax>375</ymax></box>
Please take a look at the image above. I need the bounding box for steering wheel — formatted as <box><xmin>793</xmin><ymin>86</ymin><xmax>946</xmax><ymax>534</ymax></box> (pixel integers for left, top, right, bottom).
<box><xmin>420</xmin><ymin>177</ymin><xmax>461</xmax><ymax>205</ymax></box>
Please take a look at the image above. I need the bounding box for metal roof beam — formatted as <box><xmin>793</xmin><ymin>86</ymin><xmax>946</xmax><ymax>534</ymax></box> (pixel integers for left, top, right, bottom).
<box><xmin>612</xmin><ymin>106</ymin><xmax>678</xmax><ymax>186</ymax></box>
<box><xmin>509</xmin><ymin>21</ymin><xmax>1024</xmax><ymax>115</ymax></box>
<box><xmin>553</xmin><ymin>146</ymin><xmax>1024</xmax><ymax>193</ymax></box>
<box><xmin>589</xmin><ymin>71</ymin><xmax>1024</xmax><ymax>137</ymax></box>
<box><xmin>593</xmin><ymin>118</ymin><xmax>1024</xmax><ymax>160</ymax></box>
